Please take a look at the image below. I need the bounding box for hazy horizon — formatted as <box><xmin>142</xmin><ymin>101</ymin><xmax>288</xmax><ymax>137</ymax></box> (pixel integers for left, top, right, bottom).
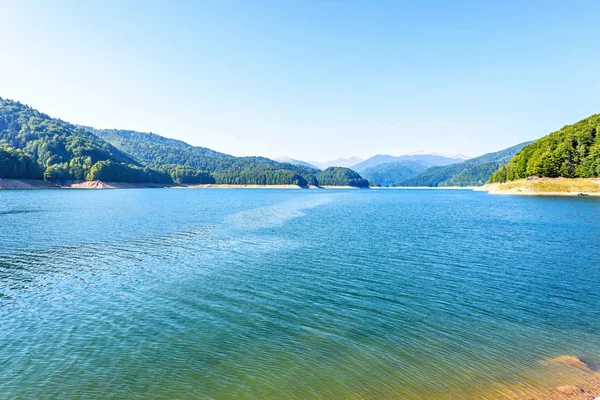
<box><xmin>1</xmin><ymin>1</ymin><xmax>599</xmax><ymax>161</ymax></box>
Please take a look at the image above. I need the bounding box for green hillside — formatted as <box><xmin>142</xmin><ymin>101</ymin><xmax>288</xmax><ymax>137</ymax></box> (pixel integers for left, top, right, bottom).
<box><xmin>490</xmin><ymin>115</ymin><xmax>600</xmax><ymax>182</ymax></box>
<box><xmin>397</xmin><ymin>142</ymin><xmax>531</xmax><ymax>187</ymax></box>
<box><xmin>89</xmin><ymin>128</ymin><xmax>319</xmax><ymax>186</ymax></box>
<box><xmin>0</xmin><ymin>146</ymin><xmax>43</xmax><ymax>179</ymax></box>
<box><xmin>90</xmin><ymin>128</ymin><xmax>369</xmax><ymax>187</ymax></box>
<box><xmin>316</xmin><ymin>167</ymin><xmax>369</xmax><ymax>187</ymax></box>
<box><xmin>0</xmin><ymin>98</ymin><xmax>170</xmax><ymax>183</ymax></box>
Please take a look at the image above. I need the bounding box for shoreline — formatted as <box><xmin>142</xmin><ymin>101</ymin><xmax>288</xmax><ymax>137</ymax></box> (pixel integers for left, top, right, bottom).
<box><xmin>479</xmin><ymin>178</ymin><xmax>600</xmax><ymax>197</ymax></box>
<box><xmin>0</xmin><ymin>179</ymin><xmax>367</xmax><ymax>190</ymax></box>
<box><xmin>384</xmin><ymin>186</ymin><xmax>476</xmax><ymax>190</ymax></box>
<box><xmin>177</xmin><ymin>183</ymin><xmax>306</xmax><ymax>189</ymax></box>
<box><xmin>4</xmin><ymin>177</ymin><xmax>600</xmax><ymax>197</ymax></box>
<box><xmin>0</xmin><ymin>178</ymin><xmax>62</xmax><ymax>190</ymax></box>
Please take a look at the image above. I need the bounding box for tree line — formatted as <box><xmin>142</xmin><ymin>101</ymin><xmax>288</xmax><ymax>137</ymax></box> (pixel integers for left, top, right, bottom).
<box><xmin>490</xmin><ymin>115</ymin><xmax>600</xmax><ymax>182</ymax></box>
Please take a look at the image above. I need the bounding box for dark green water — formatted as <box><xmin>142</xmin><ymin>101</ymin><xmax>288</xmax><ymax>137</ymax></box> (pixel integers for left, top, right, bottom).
<box><xmin>1</xmin><ymin>189</ymin><xmax>599</xmax><ymax>399</ymax></box>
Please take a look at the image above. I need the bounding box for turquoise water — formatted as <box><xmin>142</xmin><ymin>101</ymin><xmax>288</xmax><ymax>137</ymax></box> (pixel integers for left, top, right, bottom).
<box><xmin>1</xmin><ymin>189</ymin><xmax>599</xmax><ymax>399</ymax></box>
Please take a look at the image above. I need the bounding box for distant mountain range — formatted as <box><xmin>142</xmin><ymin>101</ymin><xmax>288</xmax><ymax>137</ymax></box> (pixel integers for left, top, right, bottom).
<box><xmin>359</xmin><ymin>143</ymin><xmax>530</xmax><ymax>187</ymax></box>
<box><xmin>351</xmin><ymin>153</ymin><xmax>468</xmax><ymax>173</ymax></box>
<box><xmin>395</xmin><ymin>142</ymin><xmax>531</xmax><ymax>187</ymax></box>
<box><xmin>272</xmin><ymin>152</ymin><xmax>483</xmax><ymax>187</ymax></box>
<box><xmin>276</xmin><ymin>153</ymin><xmax>468</xmax><ymax>174</ymax></box>
<box><xmin>308</xmin><ymin>157</ymin><xmax>364</xmax><ymax>170</ymax></box>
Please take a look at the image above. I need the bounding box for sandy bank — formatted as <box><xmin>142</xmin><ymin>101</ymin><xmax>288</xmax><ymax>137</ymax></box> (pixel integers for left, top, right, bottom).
<box><xmin>65</xmin><ymin>180</ymin><xmax>169</xmax><ymax>189</ymax></box>
<box><xmin>0</xmin><ymin>179</ymin><xmax>170</xmax><ymax>190</ymax></box>
<box><xmin>0</xmin><ymin>178</ymin><xmax>60</xmax><ymax>189</ymax></box>
<box><xmin>0</xmin><ymin>179</ymin><xmax>341</xmax><ymax>190</ymax></box>
<box><xmin>0</xmin><ymin>179</ymin><xmax>391</xmax><ymax>190</ymax></box>
<box><xmin>479</xmin><ymin>178</ymin><xmax>600</xmax><ymax>197</ymax></box>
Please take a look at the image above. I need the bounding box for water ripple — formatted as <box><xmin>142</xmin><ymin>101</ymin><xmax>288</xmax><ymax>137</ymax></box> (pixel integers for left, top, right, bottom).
<box><xmin>0</xmin><ymin>189</ymin><xmax>599</xmax><ymax>399</ymax></box>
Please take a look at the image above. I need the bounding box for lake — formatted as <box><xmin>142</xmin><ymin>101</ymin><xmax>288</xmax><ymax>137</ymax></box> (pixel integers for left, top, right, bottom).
<box><xmin>1</xmin><ymin>188</ymin><xmax>599</xmax><ymax>399</ymax></box>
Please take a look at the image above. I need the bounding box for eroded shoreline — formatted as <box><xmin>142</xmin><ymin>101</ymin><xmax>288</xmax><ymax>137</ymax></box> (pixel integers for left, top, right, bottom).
<box><xmin>0</xmin><ymin>179</ymin><xmax>369</xmax><ymax>190</ymax></box>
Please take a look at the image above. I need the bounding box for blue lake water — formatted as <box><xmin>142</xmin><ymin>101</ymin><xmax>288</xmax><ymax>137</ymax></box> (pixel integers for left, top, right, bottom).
<box><xmin>1</xmin><ymin>188</ymin><xmax>599</xmax><ymax>399</ymax></box>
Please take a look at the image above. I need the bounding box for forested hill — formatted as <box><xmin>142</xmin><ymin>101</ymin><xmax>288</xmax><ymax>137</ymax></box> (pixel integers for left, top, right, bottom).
<box><xmin>0</xmin><ymin>98</ymin><xmax>172</xmax><ymax>183</ymax></box>
<box><xmin>395</xmin><ymin>142</ymin><xmax>531</xmax><ymax>187</ymax></box>
<box><xmin>0</xmin><ymin>96</ymin><xmax>369</xmax><ymax>187</ymax></box>
<box><xmin>88</xmin><ymin>128</ymin><xmax>324</xmax><ymax>186</ymax></box>
<box><xmin>316</xmin><ymin>167</ymin><xmax>369</xmax><ymax>187</ymax></box>
<box><xmin>0</xmin><ymin>146</ymin><xmax>43</xmax><ymax>179</ymax></box>
<box><xmin>490</xmin><ymin>114</ymin><xmax>600</xmax><ymax>182</ymax></box>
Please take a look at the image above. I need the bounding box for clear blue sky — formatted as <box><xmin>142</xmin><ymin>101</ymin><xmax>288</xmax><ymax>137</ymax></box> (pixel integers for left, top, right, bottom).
<box><xmin>1</xmin><ymin>1</ymin><xmax>599</xmax><ymax>161</ymax></box>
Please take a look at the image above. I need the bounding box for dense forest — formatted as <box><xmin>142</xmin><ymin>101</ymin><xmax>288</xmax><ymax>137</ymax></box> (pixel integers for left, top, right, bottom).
<box><xmin>91</xmin><ymin>128</ymin><xmax>373</xmax><ymax>186</ymax></box>
<box><xmin>0</xmin><ymin>146</ymin><xmax>43</xmax><ymax>179</ymax></box>
<box><xmin>89</xmin><ymin>128</ymin><xmax>321</xmax><ymax>186</ymax></box>
<box><xmin>398</xmin><ymin>142</ymin><xmax>531</xmax><ymax>187</ymax></box>
<box><xmin>0</xmin><ymin>97</ymin><xmax>368</xmax><ymax>187</ymax></box>
<box><xmin>490</xmin><ymin>115</ymin><xmax>600</xmax><ymax>182</ymax></box>
<box><xmin>0</xmin><ymin>98</ymin><xmax>169</xmax><ymax>183</ymax></box>
<box><xmin>153</xmin><ymin>164</ymin><xmax>215</xmax><ymax>184</ymax></box>
<box><xmin>316</xmin><ymin>167</ymin><xmax>369</xmax><ymax>187</ymax></box>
